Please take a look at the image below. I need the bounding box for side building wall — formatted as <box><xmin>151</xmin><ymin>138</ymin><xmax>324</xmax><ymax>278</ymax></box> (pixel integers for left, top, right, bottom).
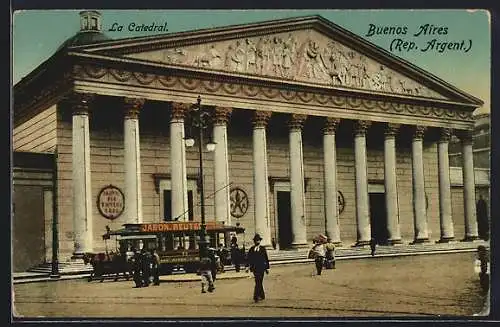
<box><xmin>13</xmin><ymin>104</ymin><xmax>57</xmax><ymax>152</ymax></box>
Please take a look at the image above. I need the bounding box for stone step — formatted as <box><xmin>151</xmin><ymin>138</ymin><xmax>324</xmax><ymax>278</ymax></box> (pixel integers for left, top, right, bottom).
<box><xmin>16</xmin><ymin>241</ymin><xmax>486</xmax><ymax>281</ymax></box>
<box><xmin>27</xmin><ymin>262</ymin><xmax>93</xmax><ymax>275</ymax></box>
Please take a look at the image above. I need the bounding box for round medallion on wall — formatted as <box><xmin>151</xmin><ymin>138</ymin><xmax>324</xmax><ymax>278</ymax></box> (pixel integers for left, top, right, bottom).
<box><xmin>97</xmin><ymin>185</ymin><xmax>125</xmax><ymax>220</ymax></box>
<box><xmin>230</xmin><ymin>187</ymin><xmax>249</xmax><ymax>219</ymax></box>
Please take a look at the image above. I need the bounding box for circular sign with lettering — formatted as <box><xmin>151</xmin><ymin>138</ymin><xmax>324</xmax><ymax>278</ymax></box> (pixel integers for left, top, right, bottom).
<box><xmin>97</xmin><ymin>185</ymin><xmax>125</xmax><ymax>220</ymax></box>
<box><xmin>230</xmin><ymin>187</ymin><xmax>249</xmax><ymax>218</ymax></box>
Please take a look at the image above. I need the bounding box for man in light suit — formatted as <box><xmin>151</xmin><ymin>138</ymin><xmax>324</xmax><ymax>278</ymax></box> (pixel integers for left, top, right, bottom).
<box><xmin>246</xmin><ymin>234</ymin><xmax>270</xmax><ymax>302</ymax></box>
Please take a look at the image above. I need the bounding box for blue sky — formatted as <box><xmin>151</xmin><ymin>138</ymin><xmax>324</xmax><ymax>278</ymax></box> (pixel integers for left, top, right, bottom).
<box><xmin>13</xmin><ymin>9</ymin><xmax>490</xmax><ymax>113</ymax></box>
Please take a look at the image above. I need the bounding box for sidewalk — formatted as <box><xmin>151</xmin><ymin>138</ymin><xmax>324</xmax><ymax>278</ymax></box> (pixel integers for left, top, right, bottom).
<box><xmin>13</xmin><ymin>239</ymin><xmax>488</xmax><ymax>284</ymax></box>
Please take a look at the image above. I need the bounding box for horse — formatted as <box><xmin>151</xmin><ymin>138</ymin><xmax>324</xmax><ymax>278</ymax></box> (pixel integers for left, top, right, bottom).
<box><xmin>83</xmin><ymin>252</ymin><xmax>132</xmax><ymax>282</ymax></box>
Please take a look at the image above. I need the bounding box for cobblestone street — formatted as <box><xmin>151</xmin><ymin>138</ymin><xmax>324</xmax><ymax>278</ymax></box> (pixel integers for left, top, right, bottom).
<box><xmin>13</xmin><ymin>252</ymin><xmax>485</xmax><ymax>318</ymax></box>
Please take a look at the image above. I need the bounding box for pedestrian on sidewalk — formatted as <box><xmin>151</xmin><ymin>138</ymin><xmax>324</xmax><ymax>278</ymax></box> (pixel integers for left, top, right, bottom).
<box><xmin>230</xmin><ymin>236</ymin><xmax>241</xmax><ymax>272</ymax></box>
<box><xmin>475</xmin><ymin>245</ymin><xmax>489</xmax><ymax>292</ymax></box>
<box><xmin>132</xmin><ymin>248</ymin><xmax>142</xmax><ymax>288</ymax></box>
<box><xmin>474</xmin><ymin>245</ymin><xmax>490</xmax><ymax>316</ymax></box>
<box><xmin>370</xmin><ymin>238</ymin><xmax>377</xmax><ymax>257</ymax></box>
<box><xmin>199</xmin><ymin>257</ymin><xmax>215</xmax><ymax>293</ymax></box>
<box><xmin>208</xmin><ymin>248</ymin><xmax>218</xmax><ymax>281</ymax></box>
<box><xmin>246</xmin><ymin>233</ymin><xmax>270</xmax><ymax>303</ymax></box>
<box><xmin>152</xmin><ymin>249</ymin><xmax>160</xmax><ymax>286</ymax></box>
<box><xmin>324</xmin><ymin>238</ymin><xmax>336</xmax><ymax>269</ymax></box>
<box><xmin>310</xmin><ymin>239</ymin><xmax>325</xmax><ymax>275</ymax></box>
<box><xmin>271</xmin><ymin>238</ymin><xmax>277</xmax><ymax>250</ymax></box>
<box><xmin>141</xmin><ymin>249</ymin><xmax>152</xmax><ymax>287</ymax></box>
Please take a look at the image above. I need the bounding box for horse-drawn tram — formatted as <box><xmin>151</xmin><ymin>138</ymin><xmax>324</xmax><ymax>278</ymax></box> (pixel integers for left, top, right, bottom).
<box><xmin>84</xmin><ymin>221</ymin><xmax>245</xmax><ymax>281</ymax></box>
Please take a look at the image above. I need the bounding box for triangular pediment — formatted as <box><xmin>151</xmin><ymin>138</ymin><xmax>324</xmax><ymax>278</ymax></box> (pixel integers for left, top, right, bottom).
<box><xmin>122</xmin><ymin>28</ymin><xmax>446</xmax><ymax>99</ymax></box>
<box><xmin>76</xmin><ymin>16</ymin><xmax>482</xmax><ymax>105</ymax></box>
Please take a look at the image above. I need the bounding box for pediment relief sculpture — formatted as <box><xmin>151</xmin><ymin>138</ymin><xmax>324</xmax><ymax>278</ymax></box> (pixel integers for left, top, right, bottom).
<box><xmin>125</xmin><ymin>30</ymin><xmax>445</xmax><ymax>99</ymax></box>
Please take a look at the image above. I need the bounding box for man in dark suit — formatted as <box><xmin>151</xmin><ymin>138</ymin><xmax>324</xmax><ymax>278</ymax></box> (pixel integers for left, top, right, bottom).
<box><xmin>246</xmin><ymin>234</ymin><xmax>270</xmax><ymax>302</ymax></box>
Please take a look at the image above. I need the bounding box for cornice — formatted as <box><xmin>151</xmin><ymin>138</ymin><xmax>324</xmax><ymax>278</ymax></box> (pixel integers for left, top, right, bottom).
<box><xmin>69</xmin><ymin>51</ymin><xmax>479</xmax><ymax>110</ymax></box>
<box><xmin>71</xmin><ymin>62</ymin><xmax>475</xmax><ymax>126</ymax></box>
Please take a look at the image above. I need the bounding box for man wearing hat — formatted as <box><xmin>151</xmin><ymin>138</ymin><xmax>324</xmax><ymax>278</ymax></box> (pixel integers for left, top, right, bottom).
<box><xmin>246</xmin><ymin>233</ymin><xmax>270</xmax><ymax>302</ymax></box>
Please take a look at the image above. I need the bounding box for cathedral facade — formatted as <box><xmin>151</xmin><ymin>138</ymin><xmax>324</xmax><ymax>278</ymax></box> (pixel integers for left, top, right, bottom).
<box><xmin>13</xmin><ymin>12</ymin><xmax>483</xmax><ymax>266</ymax></box>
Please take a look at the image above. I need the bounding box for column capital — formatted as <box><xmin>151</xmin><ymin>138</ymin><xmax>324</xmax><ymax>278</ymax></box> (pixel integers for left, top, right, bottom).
<box><xmin>123</xmin><ymin>97</ymin><xmax>145</xmax><ymax>119</ymax></box>
<box><xmin>457</xmin><ymin>129</ymin><xmax>474</xmax><ymax>144</ymax></box>
<box><xmin>252</xmin><ymin>110</ymin><xmax>272</xmax><ymax>128</ymax></box>
<box><xmin>171</xmin><ymin>102</ymin><xmax>190</xmax><ymax>120</ymax></box>
<box><xmin>384</xmin><ymin>123</ymin><xmax>401</xmax><ymax>138</ymax></box>
<box><xmin>439</xmin><ymin>128</ymin><xmax>452</xmax><ymax>143</ymax></box>
<box><xmin>323</xmin><ymin>117</ymin><xmax>341</xmax><ymax>134</ymax></box>
<box><xmin>69</xmin><ymin>93</ymin><xmax>95</xmax><ymax>115</ymax></box>
<box><xmin>354</xmin><ymin>120</ymin><xmax>371</xmax><ymax>136</ymax></box>
<box><xmin>288</xmin><ymin>114</ymin><xmax>307</xmax><ymax>131</ymax></box>
<box><xmin>213</xmin><ymin>107</ymin><xmax>232</xmax><ymax>125</ymax></box>
<box><xmin>412</xmin><ymin>125</ymin><xmax>427</xmax><ymax>140</ymax></box>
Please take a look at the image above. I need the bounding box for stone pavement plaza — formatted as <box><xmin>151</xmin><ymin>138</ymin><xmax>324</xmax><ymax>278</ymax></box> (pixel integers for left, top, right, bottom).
<box><xmin>13</xmin><ymin>252</ymin><xmax>485</xmax><ymax>318</ymax></box>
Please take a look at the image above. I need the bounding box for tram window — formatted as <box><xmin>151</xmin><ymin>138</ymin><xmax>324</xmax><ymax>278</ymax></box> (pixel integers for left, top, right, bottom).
<box><xmin>189</xmin><ymin>235</ymin><xmax>196</xmax><ymax>249</ymax></box>
<box><xmin>164</xmin><ymin>233</ymin><xmax>174</xmax><ymax>251</ymax></box>
<box><xmin>160</xmin><ymin>236</ymin><xmax>166</xmax><ymax>251</ymax></box>
<box><xmin>144</xmin><ymin>239</ymin><xmax>157</xmax><ymax>251</ymax></box>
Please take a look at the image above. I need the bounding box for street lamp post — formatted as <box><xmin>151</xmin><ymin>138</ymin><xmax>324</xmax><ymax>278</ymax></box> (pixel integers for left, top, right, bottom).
<box><xmin>186</xmin><ymin>96</ymin><xmax>215</xmax><ymax>261</ymax></box>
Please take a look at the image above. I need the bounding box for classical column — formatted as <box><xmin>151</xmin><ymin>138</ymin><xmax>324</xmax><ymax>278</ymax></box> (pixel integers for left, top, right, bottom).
<box><xmin>170</xmin><ymin>102</ymin><xmax>189</xmax><ymax>221</ymax></box>
<box><xmin>252</xmin><ymin>111</ymin><xmax>272</xmax><ymax>246</ymax></box>
<box><xmin>354</xmin><ymin>120</ymin><xmax>371</xmax><ymax>246</ymax></box>
<box><xmin>412</xmin><ymin>126</ymin><xmax>429</xmax><ymax>243</ymax></box>
<box><xmin>437</xmin><ymin>128</ymin><xmax>454</xmax><ymax>242</ymax></box>
<box><xmin>460</xmin><ymin>130</ymin><xmax>479</xmax><ymax>241</ymax></box>
<box><xmin>289</xmin><ymin>114</ymin><xmax>308</xmax><ymax>247</ymax></box>
<box><xmin>123</xmin><ymin>98</ymin><xmax>145</xmax><ymax>224</ymax></box>
<box><xmin>71</xmin><ymin>93</ymin><xmax>94</xmax><ymax>255</ymax></box>
<box><xmin>323</xmin><ymin>117</ymin><xmax>341</xmax><ymax>244</ymax></box>
<box><xmin>213</xmin><ymin>107</ymin><xmax>232</xmax><ymax>226</ymax></box>
<box><xmin>384</xmin><ymin>123</ymin><xmax>402</xmax><ymax>244</ymax></box>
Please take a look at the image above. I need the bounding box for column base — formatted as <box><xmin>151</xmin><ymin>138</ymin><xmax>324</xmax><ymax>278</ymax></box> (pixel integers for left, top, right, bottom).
<box><xmin>461</xmin><ymin>235</ymin><xmax>479</xmax><ymax>242</ymax></box>
<box><xmin>353</xmin><ymin>240</ymin><xmax>371</xmax><ymax>247</ymax></box>
<box><xmin>49</xmin><ymin>273</ymin><xmax>61</xmax><ymax>279</ymax></box>
<box><xmin>411</xmin><ymin>238</ymin><xmax>429</xmax><ymax>244</ymax></box>
<box><xmin>332</xmin><ymin>241</ymin><xmax>343</xmax><ymax>247</ymax></box>
<box><xmin>387</xmin><ymin>239</ymin><xmax>403</xmax><ymax>245</ymax></box>
<box><xmin>436</xmin><ymin>237</ymin><xmax>455</xmax><ymax>243</ymax></box>
<box><xmin>290</xmin><ymin>243</ymin><xmax>310</xmax><ymax>250</ymax></box>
